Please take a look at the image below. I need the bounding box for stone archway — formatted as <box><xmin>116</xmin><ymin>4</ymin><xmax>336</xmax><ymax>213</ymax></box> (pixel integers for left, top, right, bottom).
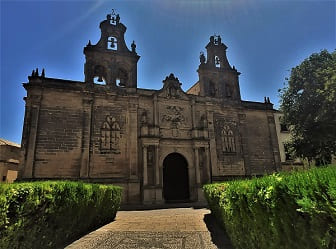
<box><xmin>163</xmin><ymin>153</ymin><xmax>190</xmax><ymax>202</ymax></box>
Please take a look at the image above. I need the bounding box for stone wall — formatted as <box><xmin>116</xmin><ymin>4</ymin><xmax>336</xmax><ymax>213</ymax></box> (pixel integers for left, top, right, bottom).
<box><xmin>19</xmin><ymin>77</ymin><xmax>280</xmax><ymax>204</ymax></box>
<box><xmin>244</xmin><ymin>110</ymin><xmax>280</xmax><ymax>174</ymax></box>
<box><xmin>0</xmin><ymin>139</ymin><xmax>21</xmax><ymax>183</ymax></box>
<box><xmin>33</xmin><ymin>90</ymin><xmax>83</xmax><ymax>178</ymax></box>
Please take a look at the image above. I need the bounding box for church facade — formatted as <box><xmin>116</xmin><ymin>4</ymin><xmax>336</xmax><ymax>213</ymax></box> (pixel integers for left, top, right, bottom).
<box><xmin>19</xmin><ymin>13</ymin><xmax>280</xmax><ymax>204</ymax></box>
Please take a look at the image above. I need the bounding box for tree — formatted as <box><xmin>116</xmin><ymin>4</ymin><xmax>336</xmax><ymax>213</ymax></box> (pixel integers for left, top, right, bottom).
<box><xmin>279</xmin><ymin>49</ymin><xmax>336</xmax><ymax>165</ymax></box>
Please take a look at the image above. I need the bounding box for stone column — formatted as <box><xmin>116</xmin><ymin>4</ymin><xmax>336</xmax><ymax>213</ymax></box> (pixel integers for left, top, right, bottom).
<box><xmin>22</xmin><ymin>95</ymin><xmax>41</xmax><ymax>178</ymax></box>
<box><xmin>143</xmin><ymin>145</ymin><xmax>148</xmax><ymax>186</ymax></box>
<box><xmin>239</xmin><ymin>113</ymin><xmax>249</xmax><ymax>175</ymax></box>
<box><xmin>207</xmin><ymin>110</ymin><xmax>218</xmax><ymax>176</ymax></box>
<box><xmin>154</xmin><ymin>144</ymin><xmax>163</xmax><ymax>203</ymax></box>
<box><xmin>191</xmin><ymin>99</ymin><xmax>197</xmax><ymax>138</ymax></box>
<box><xmin>195</xmin><ymin>146</ymin><xmax>206</xmax><ymax>202</ymax></box>
<box><xmin>194</xmin><ymin>147</ymin><xmax>200</xmax><ymax>185</ymax></box>
<box><xmin>153</xmin><ymin>95</ymin><xmax>159</xmax><ymax>136</ymax></box>
<box><xmin>153</xmin><ymin>96</ymin><xmax>158</xmax><ymax>126</ymax></box>
<box><xmin>18</xmin><ymin>98</ymin><xmax>30</xmax><ymax>179</ymax></box>
<box><xmin>80</xmin><ymin>95</ymin><xmax>93</xmax><ymax>178</ymax></box>
<box><xmin>128</xmin><ymin>102</ymin><xmax>138</xmax><ymax>177</ymax></box>
<box><xmin>155</xmin><ymin>145</ymin><xmax>160</xmax><ymax>186</ymax></box>
<box><xmin>204</xmin><ymin>147</ymin><xmax>211</xmax><ymax>182</ymax></box>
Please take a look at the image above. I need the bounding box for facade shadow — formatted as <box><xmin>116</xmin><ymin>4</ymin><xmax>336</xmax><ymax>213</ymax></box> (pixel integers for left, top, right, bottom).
<box><xmin>203</xmin><ymin>213</ymin><xmax>234</xmax><ymax>249</ymax></box>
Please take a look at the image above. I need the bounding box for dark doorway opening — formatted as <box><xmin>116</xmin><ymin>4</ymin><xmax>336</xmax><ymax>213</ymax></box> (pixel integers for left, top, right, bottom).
<box><xmin>163</xmin><ymin>153</ymin><xmax>190</xmax><ymax>202</ymax></box>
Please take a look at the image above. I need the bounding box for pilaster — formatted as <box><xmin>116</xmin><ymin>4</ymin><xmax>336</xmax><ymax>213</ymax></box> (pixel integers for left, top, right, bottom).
<box><xmin>143</xmin><ymin>145</ymin><xmax>148</xmax><ymax>186</ymax></box>
<box><xmin>194</xmin><ymin>147</ymin><xmax>200</xmax><ymax>185</ymax></box>
<box><xmin>22</xmin><ymin>94</ymin><xmax>42</xmax><ymax>178</ymax></box>
<box><xmin>128</xmin><ymin>100</ymin><xmax>138</xmax><ymax>177</ymax></box>
<box><xmin>267</xmin><ymin>112</ymin><xmax>281</xmax><ymax>171</ymax></box>
<box><xmin>80</xmin><ymin>94</ymin><xmax>93</xmax><ymax>178</ymax></box>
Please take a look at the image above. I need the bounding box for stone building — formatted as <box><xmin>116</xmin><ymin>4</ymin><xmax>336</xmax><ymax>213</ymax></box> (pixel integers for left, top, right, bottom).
<box><xmin>19</xmin><ymin>12</ymin><xmax>280</xmax><ymax>204</ymax></box>
<box><xmin>274</xmin><ymin>112</ymin><xmax>335</xmax><ymax>170</ymax></box>
<box><xmin>0</xmin><ymin>138</ymin><xmax>20</xmax><ymax>183</ymax></box>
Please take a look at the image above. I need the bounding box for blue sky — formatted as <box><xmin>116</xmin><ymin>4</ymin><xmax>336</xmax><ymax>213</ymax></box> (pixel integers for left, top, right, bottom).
<box><xmin>1</xmin><ymin>0</ymin><xmax>335</xmax><ymax>144</ymax></box>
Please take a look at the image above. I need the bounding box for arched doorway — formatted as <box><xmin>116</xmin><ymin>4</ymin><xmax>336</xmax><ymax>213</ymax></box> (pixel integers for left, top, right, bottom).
<box><xmin>163</xmin><ymin>153</ymin><xmax>190</xmax><ymax>202</ymax></box>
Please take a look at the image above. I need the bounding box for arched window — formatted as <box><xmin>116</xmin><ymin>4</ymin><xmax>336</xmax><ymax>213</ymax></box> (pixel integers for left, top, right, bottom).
<box><xmin>93</xmin><ymin>65</ymin><xmax>106</xmax><ymax>85</ymax></box>
<box><xmin>116</xmin><ymin>68</ymin><xmax>128</xmax><ymax>87</ymax></box>
<box><xmin>94</xmin><ymin>76</ymin><xmax>106</xmax><ymax>85</ymax></box>
<box><xmin>111</xmin><ymin>120</ymin><xmax>120</xmax><ymax>151</ymax></box>
<box><xmin>100</xmin><ymin>116</ymin><xmax>121</xmax><ymax>153</ymax></box>
<box><xmin>221</xmin><ymin>125</ymin><xmax>236</xmax><ymax>153</ymax></box>
<box><xmin>215</xmin><ymin>56</ymin><xmax>220</xmax><ymax>68</ymax></box>
<box><xmin>101</xmin><ymin>122</ymin><xmax>111</xmax><ymax>150</ymax></box>
<box><xmin>209</xmin><ymin>81</ymin><xmax>216</xmax><ymax>97</ymax></box>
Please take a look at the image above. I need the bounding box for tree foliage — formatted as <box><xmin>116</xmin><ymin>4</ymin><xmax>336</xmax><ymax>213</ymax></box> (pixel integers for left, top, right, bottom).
<box><xmin>279</xmin><ymin>49</ymin><xmax>336</xmax><ymax>164</ymax></box>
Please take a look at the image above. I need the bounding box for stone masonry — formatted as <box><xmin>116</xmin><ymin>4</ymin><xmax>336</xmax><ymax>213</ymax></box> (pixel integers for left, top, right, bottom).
<box><xmin>19</xmin><ymin>11</ymin><xmax>281</xmax><ymax>204</ymax></box>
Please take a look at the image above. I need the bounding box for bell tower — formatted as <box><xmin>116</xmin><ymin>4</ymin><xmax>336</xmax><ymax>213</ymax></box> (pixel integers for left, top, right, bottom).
<box><xmin>84</xmin><ymin>10</ymin><xmax>140</xmax><ymax>87</ymax></box>
<box><xmin>197</xmin><ymin>35</ymin><xmax>241</xmax><ymax>101</ymax></box>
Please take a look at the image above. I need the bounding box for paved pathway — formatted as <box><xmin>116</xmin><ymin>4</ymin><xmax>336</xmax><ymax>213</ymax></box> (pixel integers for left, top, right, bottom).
<box><xmin>65</xmin><ymin>208</ymin><xmax>233</xmax><ymax>249</ymax></box>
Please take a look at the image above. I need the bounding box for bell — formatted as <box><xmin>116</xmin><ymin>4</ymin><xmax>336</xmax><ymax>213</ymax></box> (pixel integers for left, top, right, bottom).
<box><xmin>98</xmin><ymin>76</ymin><xmax>103</xmax><ymax>82</ymax></box>
<box><xmin>215</xmin><ymin>57</ymin><xmax>220</xmax><ymax>65</ymax></box>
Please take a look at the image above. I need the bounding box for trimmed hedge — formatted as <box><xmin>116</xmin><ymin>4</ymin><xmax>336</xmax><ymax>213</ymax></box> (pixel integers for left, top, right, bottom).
<box><xmin>0</xmin><ymin>181</ymin><xmax>122</xmax><ymax>249</ymax></box>
<box><xmin>203</xmin><ymin>166</ymin><xmax>336</xmax><ymax>249</ymax></box>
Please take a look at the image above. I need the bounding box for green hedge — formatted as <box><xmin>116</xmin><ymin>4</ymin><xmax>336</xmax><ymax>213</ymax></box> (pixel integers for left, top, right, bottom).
<box><xmin>0</xmin><ymin>181</ymin><xmax>122</xmax><ymax>249</ymax></box>
<box><xmin>203</xmin><ymin>165</ymin><xmax>336</xmax><ymax>249</ymax></box>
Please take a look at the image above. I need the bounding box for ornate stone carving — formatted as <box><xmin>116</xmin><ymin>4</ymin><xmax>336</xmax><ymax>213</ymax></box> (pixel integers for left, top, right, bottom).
<box><xmin>158</xmin><ymin>73</ymin><xmax>189</xmax><ymax>100</ymax></box>
<box><xmin>215</xmin><ymin>118</ymin><xmax>237</xmax><ymax>128</ymax></box>
<box><xmin>101</xmin><ymin>115</ymin><xmax>121</xmax><ymax>153</ymax></box>
<box><xmin>161</xmin><ymin>106</ymin><xmax>185</xmax><ymax>128</ymax></box>
<box><xmin>166</xmin><ymin>85</ymin><xmax>180</xmax><ymax>99</ymax></box>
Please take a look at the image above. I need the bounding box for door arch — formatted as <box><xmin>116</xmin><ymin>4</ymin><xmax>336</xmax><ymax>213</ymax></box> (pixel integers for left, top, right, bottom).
<box><xmin>163</xmin><ymin>153</ymin><xmax>190</xmax><ymax>202</ymax></box>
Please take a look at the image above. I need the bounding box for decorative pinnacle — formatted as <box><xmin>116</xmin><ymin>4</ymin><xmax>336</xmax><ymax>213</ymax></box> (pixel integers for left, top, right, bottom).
<box><xmin>107</xmin><ymin>9</ymin><xmax>120</xmax><ymax>24</ymax></box>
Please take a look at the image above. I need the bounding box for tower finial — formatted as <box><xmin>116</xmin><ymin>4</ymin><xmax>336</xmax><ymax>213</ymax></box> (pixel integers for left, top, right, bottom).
<box><xmin>131</xmin><ymin>41</ymin><xmax>136</xmax><ymax>53</ymax></box>
<box><xmin>200</xmin><ymin>52</ymin><xmax>205</xmax><ymax>64</ymax></box>
<box><xmin>109</xmin><ymin>9</ymin><xmax>120</xmax><ymax>24</ymax></box>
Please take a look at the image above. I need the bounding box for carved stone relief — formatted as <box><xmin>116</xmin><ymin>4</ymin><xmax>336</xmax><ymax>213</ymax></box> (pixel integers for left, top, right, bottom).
<box><xmin>161</xmin><ymin>106</ymin><xmax>185</xmax><ymax>128</ymax></box>
<box><xmin>159</xmin><ymin>73</ymin><xmax>187</xmax><ymax>100</ymax></box>
<box><xmin>165</xmin><ymin>85</ymin><xmax>181</xmax><ymax>99</ymax></box>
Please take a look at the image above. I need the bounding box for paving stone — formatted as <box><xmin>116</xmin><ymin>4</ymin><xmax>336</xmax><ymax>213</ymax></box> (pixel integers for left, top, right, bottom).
<box><xmin>65</xmin><ymin>208</ymin><xmax>233</xmax><ymax>249</ymax></box>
